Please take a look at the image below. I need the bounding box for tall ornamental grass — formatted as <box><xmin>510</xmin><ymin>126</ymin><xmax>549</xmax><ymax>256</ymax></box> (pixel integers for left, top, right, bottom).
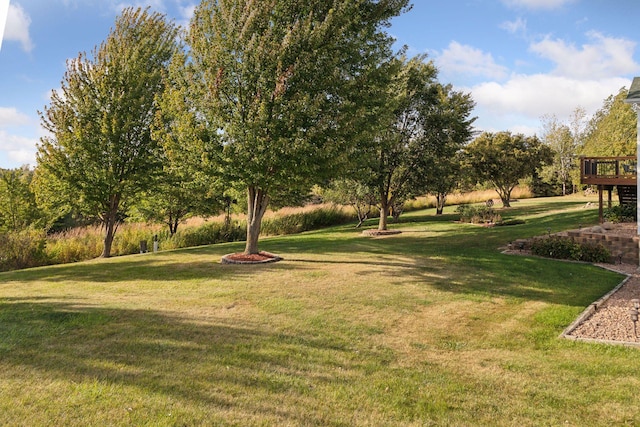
<box><xmin>0</xmin><ymin>229</ymin><xmax>48</xmax><ymax>271</ymax></box>
<box><xmin>403</xmin><ymin>186</ymin><xmax>533</xmax><ymax>212</ymax></box>
<box><xmin>0</xmin><ymin>204</ymin><xmax>359</xmax><ymax>271</ymax></box>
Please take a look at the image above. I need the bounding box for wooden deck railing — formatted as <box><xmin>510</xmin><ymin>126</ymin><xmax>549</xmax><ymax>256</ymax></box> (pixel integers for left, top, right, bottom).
<box><xmin>580</xmin><ymin>156</ymin><xmax>637</xmax><ymax>185</ymax></box>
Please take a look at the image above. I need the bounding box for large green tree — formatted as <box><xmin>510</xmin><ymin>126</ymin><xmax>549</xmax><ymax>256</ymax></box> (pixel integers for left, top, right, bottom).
<box><xmin>352</xmin><ymin>56</ymin><xmax>475</xmax><ymax>229</ymax></box>
<box><xmin>465</xmin><ymin>131</ymin><xmax>553</xmax><ymax>207</ymax></box>
<box><xmin>36</xmin><ymin>8</ymin><xmax>178</xmax><ymax>257</ymax></box>
<box><xmin>347</xmin><ymin>56</ymin><xmax>438</xmax><ymax>231</ymax></box>
<box><xmin>581</xmin><ymin>88</ymin><xmax>637</xmax><ymax>156</ymax></box>
<box><xmin>145</xmin><ymin>51</ymin><xmax>224</xmax><ymax>236</ymax></box>
<box><xmin>185</xmin><ymin>0</ymin><xmax>409</xmax><ymax>254</ymax></box>
<box><xmin>422</xmin><ymin>84</ymin><xmax>476</xmax><ymax>215</ymax></box>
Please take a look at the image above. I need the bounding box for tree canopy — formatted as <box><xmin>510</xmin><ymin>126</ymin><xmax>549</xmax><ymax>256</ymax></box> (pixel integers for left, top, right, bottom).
<box><xmin>36</xmin><ymin>8</ymin><xmax>178</xmax><ymax>257</ymax></box>
<box><xmin>421</xmin><ymin>83</ymin><xmax>476</xmax><ymax>214</ymax></box>
<box><xmin>363</xmin><ymin>55</ymin><xmax>440</xmax><ymax>230</ymax></box>
<box><xmin>581</xmin><ymin>88</ymin><xmax>637</xmax><ymax>156</ymax></box>
<box><xmin>347</xmin><ymin>55</ymin><xmax>475</xmax><ymax>228</ymax></box>
<box><xmin>465</xmin><ymin>131</ymin><xmax>552</xmax><ymax>207</ymax></box>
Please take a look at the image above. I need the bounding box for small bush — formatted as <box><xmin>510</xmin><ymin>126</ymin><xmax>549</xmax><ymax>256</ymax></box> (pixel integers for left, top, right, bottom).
<box><xmin>529</xmin><ymin>236</ymin><xmax>610</xmax><ymax>263</ymax></box>
<box><xmin>604</xmin><ymin>204</ymin><xmax>636</xmax><ymax>223</ymax></box>
<box><xmin>455</xmin><ymin>204</ymin><xmax>502</xmax><ymax>224</ymax></box>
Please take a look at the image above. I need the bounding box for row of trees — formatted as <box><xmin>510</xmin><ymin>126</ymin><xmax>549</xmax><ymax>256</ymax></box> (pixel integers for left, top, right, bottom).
<box><xmin>33</xmin><ymin>2</ymin><xmax>478</xmax><ymax>256</ymax></box>
<box><xmin>35</xmin><ymin>2</ymin><xmax>420</xmax><ymax>257</ymax></box>
<box><xmin>4</xmin><ymin>2</ymin><xmax>635</xmax><ymax>260</ymax></box>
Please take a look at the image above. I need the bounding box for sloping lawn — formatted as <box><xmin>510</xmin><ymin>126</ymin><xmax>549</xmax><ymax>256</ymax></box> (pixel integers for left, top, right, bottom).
<box><xmin>0</xmin><ymin>196</ymin><xmax>637</xmax><ymax>426</ymax></box>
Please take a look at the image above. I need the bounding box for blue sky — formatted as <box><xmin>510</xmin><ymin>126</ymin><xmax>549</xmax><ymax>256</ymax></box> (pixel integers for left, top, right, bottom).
<box><xmin>0</xmin><ymin>0</ymin><xmax>639</xmax><ymax>169</ymax></box>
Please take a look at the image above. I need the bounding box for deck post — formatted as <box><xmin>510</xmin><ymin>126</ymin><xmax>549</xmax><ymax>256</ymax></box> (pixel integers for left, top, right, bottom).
<box><xmin>598</xmin><ymin>185</ymin><xmax>604</xmax><ymax>223</ymax></box>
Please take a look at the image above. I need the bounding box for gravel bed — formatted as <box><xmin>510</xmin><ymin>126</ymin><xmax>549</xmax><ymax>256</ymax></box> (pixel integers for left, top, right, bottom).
<box><xmin>565</xmin><ymin>263</ymin><xmax>640</xmax><ymax>344</ymax></box>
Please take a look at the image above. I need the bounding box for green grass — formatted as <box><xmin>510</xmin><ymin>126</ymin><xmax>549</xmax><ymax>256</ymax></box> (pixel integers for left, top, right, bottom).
<box><xmin>1</xmin><ymin>195</ymin><xmax>638</xmax><ymax>426</ymax></box>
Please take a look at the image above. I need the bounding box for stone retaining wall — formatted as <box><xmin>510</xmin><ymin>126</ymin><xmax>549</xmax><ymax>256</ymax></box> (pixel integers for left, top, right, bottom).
<box><xmin>511</xmin><ymin>227</ymin><xmax>639</xmax><ymax>265</ymax></box>
<box><xmin>565</xmin><ymin>230</ymin><xmax>639</xmax><ymax>264</ymax></box>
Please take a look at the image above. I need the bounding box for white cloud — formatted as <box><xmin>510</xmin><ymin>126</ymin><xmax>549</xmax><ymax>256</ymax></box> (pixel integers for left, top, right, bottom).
<box><xmin>0</xmin><ymin>107</ymin><xmax>38</xmax><ymax>167</ymax></box>
<box><xmin>436</xmin><ymin>41</ymin><xmax>509</xmax><ymax>80</ymax></box>
<box><xmin>0</xmin><ymin>130</ymin><xmax>38</xmax><ymax>167</ymax></box>
<box><xmin>179</xmin><ymin>3</ymin><xmax>195</xmax><ymax>22</ymax></box>
<box><xmin>0</xmin><ymin>107</ymin><xmax>31</xmax><ymax>127</ymax></box>
<box><xmin>500</xmin><ymin>17</ymin><xmax>527</xmax><ymax>35</ymax></box>
<box><xmin>470</xmin><ymin>74</ymin><xmax>630</xmax><ymax>124</ymax></box>
<box><xmin>502</xmin><ymin>0</ymin><xmax>576</xmax><ymax>10</ymax></box>
<box><xmin>4</xmin><ymin>3</ymin><xmax>33</xmax><ymax>52</ymax></box>
<box><xmin>454</xmin><ymin>30</ymin><xmax>638</xmax><ymax>135</ymax></box>
<box><xmin>531</xmin><ymin>32</ymin><xmax>639</xmax><ymax>79</ymax></box>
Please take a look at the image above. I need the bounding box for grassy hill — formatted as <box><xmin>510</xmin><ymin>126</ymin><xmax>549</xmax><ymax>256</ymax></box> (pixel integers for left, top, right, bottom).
<box><xmin>1</xmin><ymin>195</ymin><xmax>638</xmax><ymax>426</ymax></box>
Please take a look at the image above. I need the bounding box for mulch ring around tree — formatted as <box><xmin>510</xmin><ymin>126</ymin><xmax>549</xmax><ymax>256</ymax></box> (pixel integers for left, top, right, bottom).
<box><xmin>362</xmin><ymin>229</ymin><xmax>402</xmax><ymax>237</ymax></box>
<box><xmin>221</xmin><ymin>251</ymin><xmax>283</xmax><ymax>265</ymax></box>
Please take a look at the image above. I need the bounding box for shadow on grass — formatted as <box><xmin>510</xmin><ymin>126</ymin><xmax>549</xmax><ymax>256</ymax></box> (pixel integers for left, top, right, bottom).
<box><xmin>0</xmin><ymin>298</ymin><xmax>376</xmax><ymax>423</ymax></box>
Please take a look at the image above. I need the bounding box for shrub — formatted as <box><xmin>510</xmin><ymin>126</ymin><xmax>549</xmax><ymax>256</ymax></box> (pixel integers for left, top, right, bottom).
<box><xmin>604</xmin><ymin>204</ymin><xmax>636</xmax><ymax>223</ymax></box>
<box><xmin>529</xmin><ymin>236</ymin><xmax>610</xmax><ymax>263</ymax></box>
<box><xmin>455</xmin><ymin>204</ymin><xmax>501</xmax><ymax>224</ymax></box>
<box><xmin>0</xmin><ymin>228</ymin><xmax>49</xmax><ymax>272</ymax></box>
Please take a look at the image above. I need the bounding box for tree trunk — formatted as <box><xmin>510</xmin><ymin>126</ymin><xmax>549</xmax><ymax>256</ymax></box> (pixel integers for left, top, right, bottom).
<box><xmin>500</xmin><ymin>189</ymin><xmax>512</xmax><ymax>207</ymax></box>
<box><xmin>102</xmin><ymin>222</ymin><xmax>115</xmax><ymax>258</ymax></box>
<box><xmin>436</xmin><ymin>193</ymin><xmax>446</xmax><ymax>215</ymax></box>
<box><xmin>169</xmin><ymin>219</ymin><xmax>178</xmax><ymax>236</ymax></box>
<box><xmin>354</xmin><ymin>204</ymin><xmax>368</xmax><ymax>228</ymax></box>
<box><xmin>378</xmin><ymin>199</ymin><xmax>389</xmax><ymax>231</ymax></box>
<box><xmin>100</xmin><ymin>194</ymin><xmax>121</xmax><ymax>258</ymax></box>
<box><xmin>245</xmin><ymin>186</ymin><xmax>269</xmax><ymax>255</ymax></box>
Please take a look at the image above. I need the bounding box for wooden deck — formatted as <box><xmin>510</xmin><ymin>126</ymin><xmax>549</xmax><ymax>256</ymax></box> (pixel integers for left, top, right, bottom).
<box><xmin>580</xmin><ymin>156</ymin><xmax>637</xmax><ymax>186</ymax></box>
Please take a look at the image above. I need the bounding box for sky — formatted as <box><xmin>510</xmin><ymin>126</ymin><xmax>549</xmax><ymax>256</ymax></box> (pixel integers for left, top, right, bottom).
<box><xmin>0</xmin><ymin>0</ymin><xmax>639</xmax><ymax>169</ymax></box>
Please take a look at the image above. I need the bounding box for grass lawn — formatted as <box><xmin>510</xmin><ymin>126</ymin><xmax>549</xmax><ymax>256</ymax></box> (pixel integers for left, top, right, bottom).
<box><xmin>1</xmin><ymin>195</ymin><xmax>638</xmax><ymax>426</ymax></box>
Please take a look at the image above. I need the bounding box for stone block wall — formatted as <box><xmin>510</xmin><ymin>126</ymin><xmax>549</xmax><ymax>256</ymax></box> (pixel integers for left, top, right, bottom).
<box><xmin>566</xmin><ymin>230</ymin><xmax>638</xmax><ymax>264</ymax></box>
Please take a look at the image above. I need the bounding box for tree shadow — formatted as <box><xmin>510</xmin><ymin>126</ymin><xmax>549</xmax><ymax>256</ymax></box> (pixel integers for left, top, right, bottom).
<box><xmin>425</xmin><ymin>251</ymin><xmax>622</xmax><ymax>307</ymax></box>
<box><xmin>0</xmin><ymin>253</ymin><xmax>291</xmax><ymax>284</ymax></box>
<box><xmin>0</xmin><ymin>298</ymin><xmax>376</xmax><ymax>423</ymax></box>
